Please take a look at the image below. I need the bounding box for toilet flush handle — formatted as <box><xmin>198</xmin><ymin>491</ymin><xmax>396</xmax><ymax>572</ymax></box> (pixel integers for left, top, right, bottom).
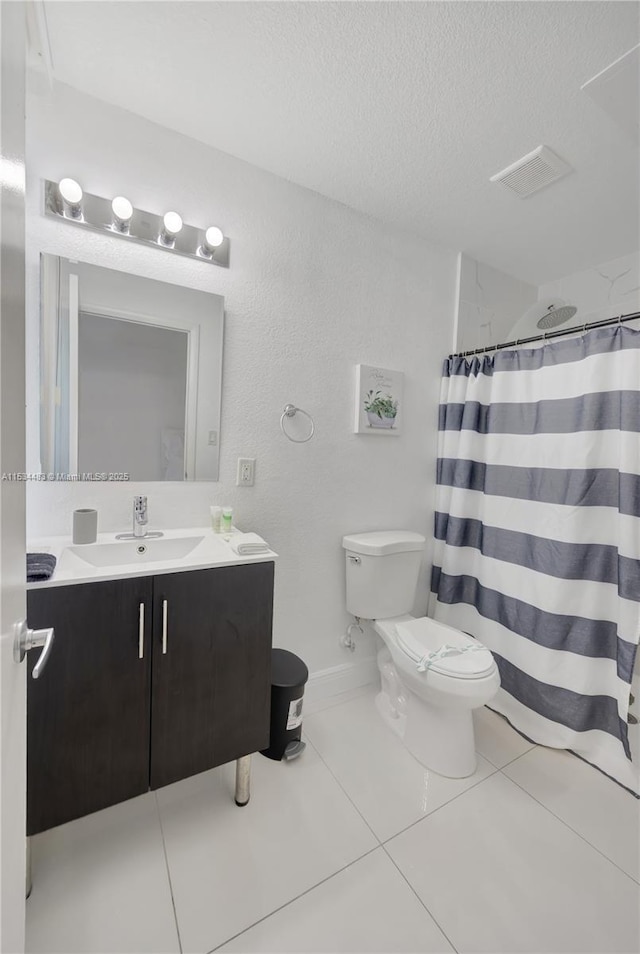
<box><xmin>347</xmin><ymin>555</ymin><xmax>361</xmax><ymax>565</ymax></box>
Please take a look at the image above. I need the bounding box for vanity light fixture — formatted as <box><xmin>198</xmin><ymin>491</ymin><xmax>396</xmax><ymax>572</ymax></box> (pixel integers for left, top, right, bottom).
<box><xmin>199</xmin><ymin>226</ymin><xmax>225</xmax><ymax>258</ymax></box>
<box><xmin>111</xmin><ymin>195</ymin><xmax>133</xmax><ymax>233</ymax></box>
<box><xmin>58</xmin><ymin>177</ymin><xmax>83</xmax><ymax>219</ymax></box>
<box><xmin>44</xmin><ymin>180</ymin><xmax>230</xmax><ymax>267</ymax></box>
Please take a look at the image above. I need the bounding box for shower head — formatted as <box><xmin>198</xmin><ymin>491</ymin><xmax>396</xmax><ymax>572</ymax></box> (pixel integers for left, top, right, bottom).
<box><xmin>535</xmin><ymin>302</ymin><xmax>578</xmax><ymax>329</ymax></box>
<box><xmin>508</xmin><ymin>298</ymin><xmax>578</xmax><ymax>341</ymax></box>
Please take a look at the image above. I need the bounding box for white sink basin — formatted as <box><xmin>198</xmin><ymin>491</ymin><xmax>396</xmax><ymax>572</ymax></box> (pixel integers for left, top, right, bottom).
<box><xmin>27</xmin><ymin>526</ymin><xmax>276</xmax><ymax>587</ymax></box>
<box><xmin>68</xmin><ymin>535</ymin><xmax>206</xmax><ymax>568</ymax></box>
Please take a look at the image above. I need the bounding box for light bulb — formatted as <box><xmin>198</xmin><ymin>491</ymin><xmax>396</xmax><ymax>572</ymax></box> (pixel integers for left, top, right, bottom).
<box><xmin>205</xmin><ymin>226</ymin><xmax>224</xmax><ymax>249</ymax></box>
<box><xmin>199</xmin><ymin>225</ymin><xmax>224</xmax><ymax>258</ymax></box>
<box><xmin>163</xmin><ymin>212</ymin><xmax>182</xmax><ymax>235</ymax></box>
<box><xmin>159</xmin><ymin>211</ymin><xmax>183</xmax><ymax>246</ymax></box>
<box><xmin>58</xmin><ymin>177</ymin><xmax>82</xmax><ymax>205</ymax></box>
<box><xmin>112</xmin><ymin>196</ymin><xmax>133</xmax><ymax>223</ymax></box>
<box><xmin>58</xmin><ymin>177</ymin><xmax>83</xmax><ymax>218</ymax></box>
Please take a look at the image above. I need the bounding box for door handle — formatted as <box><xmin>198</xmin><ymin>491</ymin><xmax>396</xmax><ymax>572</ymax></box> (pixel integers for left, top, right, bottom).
<box><xmin>162</xmin><ymin>599</ymin><xmax>168</xmax><ymax>655</ymax></box>
<box><xmin>13</xmin><ymin>619</ymin><xmax>55</xmax><ymax>679</ymax></box>
<box><xmin>138</xmin><ymin>603</ymin><xmax>145</xmax><ymax>659</ymax></box>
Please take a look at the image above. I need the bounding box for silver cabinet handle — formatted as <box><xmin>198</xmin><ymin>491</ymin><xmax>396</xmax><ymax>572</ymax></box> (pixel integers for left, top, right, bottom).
<box><xmin>138</xmin><ymin>603</ymin><xmax>145</xmax><ymax>659</ymax></box>
<box><xmin>13</xmin><ymin>619</ymin><xmax>55</xmax><ymax>679</ymax></box>
<box><xmin>162</xmin><ymin>599</ymin><xmax>168</xmax><ymax>654</ymax></box>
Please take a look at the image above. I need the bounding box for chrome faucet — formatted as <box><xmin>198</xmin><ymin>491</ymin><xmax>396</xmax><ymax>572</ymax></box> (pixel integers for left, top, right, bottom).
<box><xmin>133</xmin><ymin>495</ymin><xmax>148</xmax><ymax>538</ymax></box>
<box><xmin>115</xmin><ymin>496</ymin><xmax>163</xmax><ymax>541</ymax></box>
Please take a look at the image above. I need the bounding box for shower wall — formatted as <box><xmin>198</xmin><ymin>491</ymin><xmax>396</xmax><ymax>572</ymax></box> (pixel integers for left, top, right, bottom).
<box><xmin>454</xmin><ymin>253</ymin><xmax>537</xmax><ymax>352</ymax></box>
<box><xmin>538</xmin><ymin>250</ymin><xmax>640</xmax><ymax>329</ymax></box>
<box><xmin>454</xmin><ymin>250</ymin><xmax>640</xmax><ymax>353</ymax></box>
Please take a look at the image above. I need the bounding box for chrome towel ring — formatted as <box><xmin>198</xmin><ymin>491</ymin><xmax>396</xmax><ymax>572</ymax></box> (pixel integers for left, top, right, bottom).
<box><xmin>280</xmin><ymin>404</ymin><xmax>315</xmax><ymax>443</ymax></box>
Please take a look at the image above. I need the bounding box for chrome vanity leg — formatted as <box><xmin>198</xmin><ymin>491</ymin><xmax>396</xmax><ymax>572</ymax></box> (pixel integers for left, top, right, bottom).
<box><xmin>235</xmin><ymin>755</ymin><xmax>251</xmax><ymax>807</ymax></box>
<box><xmin>26</xmin><ymin>836</ymin><xmax>32</xmax><ymax>899</ymax></box>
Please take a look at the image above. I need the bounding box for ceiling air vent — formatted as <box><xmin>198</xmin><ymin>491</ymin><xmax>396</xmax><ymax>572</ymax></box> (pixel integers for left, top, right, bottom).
<box><xmin>490</xmin><ymin>145</ymin><xmax>573</xmax><ymax>198</ymax></box>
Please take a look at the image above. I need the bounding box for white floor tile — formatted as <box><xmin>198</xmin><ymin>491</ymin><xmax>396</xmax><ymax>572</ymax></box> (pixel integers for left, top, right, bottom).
<box><xmin>503</xmin><ymin>745</ymin><xmax>640</xmax><ymax>882</ymax></box>
<box><xmin>473</xmin><ymin>705</ymin><xmax>536</xmax><ymax>768</ymax></box>
<box><xmin>157</xmin><ymin>747</ymin><xmax>377</xmax><ymax>953</ymax></box>
<box><xmin>25</xmin><ymin>794</ymin><xmax>180</xmax><ymax>954</ymax></box>
<box><xmin>218</xmin><ymin>848</ymin><xmax>453</xmax><ymax>953</ymax></box>
<box><xmin>386</xmin><ymin>772</ymin><xmax>640</xmax><ymax>954</ymax></box>
<box><xmin>305</xmin><ymin>689</ymin><xmax>496</xmax><ymax>841</ymax></box>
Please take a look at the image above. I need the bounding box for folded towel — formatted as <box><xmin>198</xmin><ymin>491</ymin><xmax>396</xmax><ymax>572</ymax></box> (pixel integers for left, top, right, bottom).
<box><xmin>229</xmin><ymin>533</ymin><xmax>270</xmax><ymax>556</ymax></box>
<box><xmin>27</xmin><ymin>552</ymin><xmax>57</xmax><ymax>582</ymax></box>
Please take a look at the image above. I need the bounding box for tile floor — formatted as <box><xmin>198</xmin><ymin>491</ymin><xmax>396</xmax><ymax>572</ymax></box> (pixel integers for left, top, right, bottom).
<box><xmin>26</xmin><ymin>686</ymin><xmax>640</xmax><ymax>954</ymax></box>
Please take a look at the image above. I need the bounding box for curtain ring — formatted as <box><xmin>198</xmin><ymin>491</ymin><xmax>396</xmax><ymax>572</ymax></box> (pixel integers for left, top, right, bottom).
<box><xmin>280</xmin><ymin>404</ymin><xmax>315</xmax><ymax>443</ymax></box>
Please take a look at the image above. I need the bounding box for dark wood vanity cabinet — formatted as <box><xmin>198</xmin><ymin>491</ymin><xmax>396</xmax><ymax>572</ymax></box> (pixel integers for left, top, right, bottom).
<box><xmin>26</xmin><ymin>577</ymin><xmax>153</xmax><ymax>835</ymax></box>
<box><xmin>26</xmin><ymin>562</ymin><xmax>274</xmax><ymax>835</ymax></box>
<box><xmin>150</xmin><ymin>564</ymin><xmax>273</xmax><ymax>789</ymax></box>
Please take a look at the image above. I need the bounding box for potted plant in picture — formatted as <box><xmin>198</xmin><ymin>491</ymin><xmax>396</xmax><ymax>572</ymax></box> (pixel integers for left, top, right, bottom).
<box><xmin>364</xmin><ymin>390</ymin><xmax>399</xmax><ymax>429</ymax></box>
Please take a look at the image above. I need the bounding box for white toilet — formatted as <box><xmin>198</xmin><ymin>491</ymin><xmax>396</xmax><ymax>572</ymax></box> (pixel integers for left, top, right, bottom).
<box><xmin>343</xmin><ymin>530</ymin><xmax>500</xmax><ymax>778</ymax></box>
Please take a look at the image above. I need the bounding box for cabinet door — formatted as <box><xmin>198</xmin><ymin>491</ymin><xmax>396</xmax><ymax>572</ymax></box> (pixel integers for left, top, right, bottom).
<box><xmin>150</xmin><ymin>562</ymin><xmax>273</xmax><ymax>790</ymax></box>
<box><xmin>27</xmin><ymin>577</ymin><xmax>152</xmax><ymax>835</ymax></box>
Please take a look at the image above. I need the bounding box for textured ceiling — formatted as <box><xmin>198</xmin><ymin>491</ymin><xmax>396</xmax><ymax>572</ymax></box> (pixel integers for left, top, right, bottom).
<box><xmin>41</xmin><ymin>1</ymin><xmax>639</xmax><ymax>285</ymax></box>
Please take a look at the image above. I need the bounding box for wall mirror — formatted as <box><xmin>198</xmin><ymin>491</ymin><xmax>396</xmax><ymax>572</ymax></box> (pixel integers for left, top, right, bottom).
<box><xmin>38</xmin><ymin>255</ymin><xmax>224</xmax><ymax>481</ymax></box>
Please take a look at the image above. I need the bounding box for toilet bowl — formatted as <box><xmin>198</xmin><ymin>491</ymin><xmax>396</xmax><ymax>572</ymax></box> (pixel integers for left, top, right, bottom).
<box><xmin>343</xmin><ymin>530</ymin><xmax>500</xmax><ymax>779</ymax></box>
<box><xmin>373</xmin><ymin>614</ymin><xmax>500</xmax><ymax>777</ymax></box>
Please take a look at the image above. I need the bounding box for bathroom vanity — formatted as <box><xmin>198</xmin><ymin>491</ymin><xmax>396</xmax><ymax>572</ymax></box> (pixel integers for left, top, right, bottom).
<box><xmin>25</xmin><ymin>252</ymin><xmax>272</xmax><ymax>836</ymax></box>
<box><xmin>26</xmin><ymin>532</ymin><xmax>275</xmax><ymax>835</ymax></box>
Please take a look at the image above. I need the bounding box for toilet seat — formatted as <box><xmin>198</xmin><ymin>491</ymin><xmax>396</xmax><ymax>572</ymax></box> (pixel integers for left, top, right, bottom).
<box><xmin>395</xmin><ymin>617</ymin><xmax>495</xmax><ymax>679</ymax></box>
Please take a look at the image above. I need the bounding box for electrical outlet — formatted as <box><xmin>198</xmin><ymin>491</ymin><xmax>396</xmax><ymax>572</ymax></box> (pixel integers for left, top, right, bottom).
<box><xmin>236</xmin><ymin>457</ymin><xmax>255</xmax><ymax>487</ymax></box>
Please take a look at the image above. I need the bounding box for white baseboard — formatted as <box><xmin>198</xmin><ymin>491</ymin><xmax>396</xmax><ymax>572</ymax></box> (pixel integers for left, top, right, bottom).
<box><xmin>304</xmin><ymin>656</ymin><xmax>379</xmax><ymax>709</ymax></box>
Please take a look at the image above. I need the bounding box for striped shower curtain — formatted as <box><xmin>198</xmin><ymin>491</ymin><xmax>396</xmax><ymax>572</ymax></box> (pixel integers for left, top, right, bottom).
<box><xmin>430</xmin><ymin>325</ymin><xmax>640</xmax><ymax>794</ymax></box>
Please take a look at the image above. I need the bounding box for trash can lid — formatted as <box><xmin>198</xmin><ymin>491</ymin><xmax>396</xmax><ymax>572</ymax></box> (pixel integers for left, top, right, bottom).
<box><xmin>271</xmin><ymin>648</ymin><xmax>309</xmax><ymax>687</ymax></box>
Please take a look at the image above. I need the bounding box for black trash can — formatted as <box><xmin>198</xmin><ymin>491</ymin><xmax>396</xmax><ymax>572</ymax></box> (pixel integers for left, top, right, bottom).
<box><xmin>261</xmin><ymin>648</ymin><xmax>309</xmax><ymax>761</ymax></box>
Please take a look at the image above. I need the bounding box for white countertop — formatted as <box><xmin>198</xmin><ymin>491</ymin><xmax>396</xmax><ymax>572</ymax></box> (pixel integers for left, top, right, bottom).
<box><xmin>27</xmin><ymin>527</ymin><xmax>277</xmax><ymax>589</ymax></box>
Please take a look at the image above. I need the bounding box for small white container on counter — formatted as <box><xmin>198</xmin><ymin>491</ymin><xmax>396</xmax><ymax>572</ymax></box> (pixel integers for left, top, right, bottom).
<box><xmin>72</xmin><ymin>509</ymin><xmax>98</xmax><ymax>545</ymax></box>
<box><xmin>210</xmin><ymin>506</ymin><xmax>222</xmax><ymax>532</ymax></box>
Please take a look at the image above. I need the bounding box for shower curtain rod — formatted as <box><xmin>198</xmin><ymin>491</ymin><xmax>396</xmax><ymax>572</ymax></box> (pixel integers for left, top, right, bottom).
<box><xmin>449</xmin><ymin>309</ymin><xmax>640</xmax><ymax>360</ymax></box>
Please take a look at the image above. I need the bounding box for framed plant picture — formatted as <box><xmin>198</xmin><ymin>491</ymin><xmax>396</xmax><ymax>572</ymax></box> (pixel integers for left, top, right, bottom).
<box><xmin>354</xmin><ymin>364</ymin><xmax>404</xmax><ymax>435</ymax></box>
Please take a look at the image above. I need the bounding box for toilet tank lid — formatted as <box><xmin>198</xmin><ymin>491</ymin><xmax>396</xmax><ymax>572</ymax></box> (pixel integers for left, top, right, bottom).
<box><xmin>342</xmin><ymin>531</ymin><xmax>426</xmax><ymax>556</ymax></box>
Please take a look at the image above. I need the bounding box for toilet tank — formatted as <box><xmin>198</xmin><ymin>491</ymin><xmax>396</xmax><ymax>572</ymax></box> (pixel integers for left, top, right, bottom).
<box><xmin>343</xmin><ymin>531</ymin><xmax>426</xmax><ymax>620</ymax></box>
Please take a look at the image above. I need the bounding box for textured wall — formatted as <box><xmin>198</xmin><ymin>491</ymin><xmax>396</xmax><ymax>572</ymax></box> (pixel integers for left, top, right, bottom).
<box><xmin>25</xmin><ymin>83</ymin><xmax>457</xmax><ymax>677</ymax></box>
